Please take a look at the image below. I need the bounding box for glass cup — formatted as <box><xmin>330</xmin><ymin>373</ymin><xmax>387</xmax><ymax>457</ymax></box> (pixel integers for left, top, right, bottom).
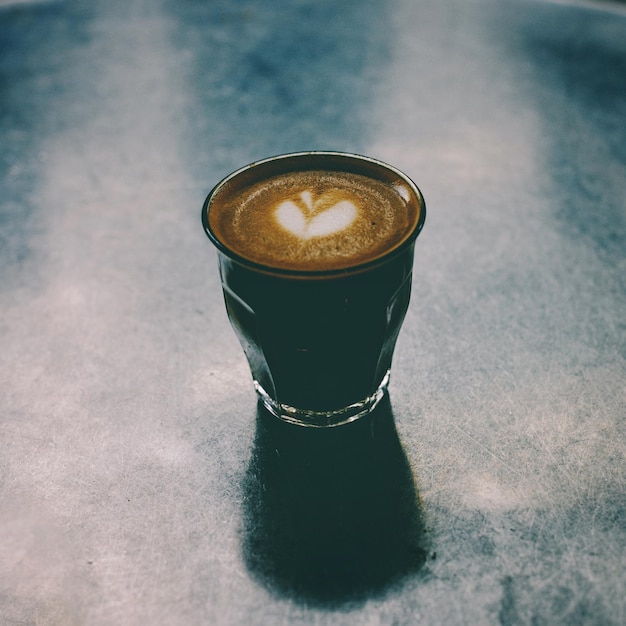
<box><xmin>202</xmin><ymin>152</ymin><xmax>426</xmax><ymax>427</ymax></box>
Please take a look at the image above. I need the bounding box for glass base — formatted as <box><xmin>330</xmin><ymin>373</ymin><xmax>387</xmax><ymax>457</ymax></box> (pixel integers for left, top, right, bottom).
<box><xmin>253</xmin><ymin>370</ymin><xmax>390</xmax><ymax>428</ymax></box>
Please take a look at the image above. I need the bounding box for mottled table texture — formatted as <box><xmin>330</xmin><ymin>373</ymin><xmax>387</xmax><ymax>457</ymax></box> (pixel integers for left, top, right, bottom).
<box><xmin>1</xmin><ymin>0</ymin><xmax>625</xmax><ymax>624</ymax></box>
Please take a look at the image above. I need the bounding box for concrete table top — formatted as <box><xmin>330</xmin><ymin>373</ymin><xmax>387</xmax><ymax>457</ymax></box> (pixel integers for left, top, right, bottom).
<box><xmin>1</xmin><ymin>0</ymin><xmax>624</xmax><ymax>624</ymax></box>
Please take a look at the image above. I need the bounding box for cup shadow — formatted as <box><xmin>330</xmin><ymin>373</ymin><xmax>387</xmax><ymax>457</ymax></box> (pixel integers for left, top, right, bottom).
<box><xmin>241</xmin><ymin>395</ymin><xmax>429</xmax><ymax>608</ymax></box>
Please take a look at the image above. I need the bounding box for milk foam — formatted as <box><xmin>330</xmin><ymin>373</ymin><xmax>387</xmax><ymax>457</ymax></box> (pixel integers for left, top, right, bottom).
<box><xmin>209</xmin><ymin>169</ymin><xmax>418</xmax><ymax>271</ymax></box>
<box><xmin>275</xmin><ymin>192</ymin><xmax>358</xmax><ymax>240</ymax></box>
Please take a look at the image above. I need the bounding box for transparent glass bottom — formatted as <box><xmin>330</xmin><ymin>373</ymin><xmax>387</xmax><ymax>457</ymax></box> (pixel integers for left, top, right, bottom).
<box><xmin>253</xmin><ymin>370</ymin><xmax>391</xmax><ymax>428</ymax></box>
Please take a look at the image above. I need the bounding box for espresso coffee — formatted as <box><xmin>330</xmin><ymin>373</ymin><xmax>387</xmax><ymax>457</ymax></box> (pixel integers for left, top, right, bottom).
<box><xmin>208</xmin><ymin>169</ymin><xmax>419</xmax><ymax>272</ymax></box>
<box><xmin>202</xmin><ymin>153</ymin><xmax>426</xmax><ymax>426</ymax></box>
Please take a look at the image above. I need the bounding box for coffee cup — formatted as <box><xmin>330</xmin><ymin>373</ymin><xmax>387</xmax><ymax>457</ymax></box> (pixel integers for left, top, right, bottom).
<box><xmin>202</xmin><ymin>152</ymin><xmax>426</xmax><ymax>427</ymax></box>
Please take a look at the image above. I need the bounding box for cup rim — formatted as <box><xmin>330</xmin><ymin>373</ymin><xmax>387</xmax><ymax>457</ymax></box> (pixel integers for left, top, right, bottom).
<box><xmin>201</xmin><ymin>151</ymin><xmax>426</xmax><ymax>278</ymax></box>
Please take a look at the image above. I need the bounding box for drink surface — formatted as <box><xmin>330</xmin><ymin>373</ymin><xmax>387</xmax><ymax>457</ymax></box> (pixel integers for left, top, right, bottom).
<box><xmin>208</xmin><ymin>169</ymin><xmax>420</xmax><ymax>271</ymax></box>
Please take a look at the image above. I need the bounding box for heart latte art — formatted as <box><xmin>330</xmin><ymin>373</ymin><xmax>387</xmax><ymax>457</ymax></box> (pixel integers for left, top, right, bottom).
<box><xmin>275</xmin><ymin>191</ymin><xmax>357</xmax><ymax>240</ymax></box>
<box><xmin>208</xmin><ymin>169</ymin><xmax>419</xmax><ymax>271</ymax></box>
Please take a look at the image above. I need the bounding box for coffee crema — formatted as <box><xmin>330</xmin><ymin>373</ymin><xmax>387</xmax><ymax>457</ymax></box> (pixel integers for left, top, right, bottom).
<box><xmin>208</xmin><ymin>169</ymin><xmax>420</xmax><ymax>271</ymax></box>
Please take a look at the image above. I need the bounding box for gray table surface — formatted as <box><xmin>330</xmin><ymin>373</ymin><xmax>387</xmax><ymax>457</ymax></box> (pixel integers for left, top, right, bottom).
<box><xmin>1</xmin><ymin>0</ymin><xmax>625</xmax><ymax>624</ymax></box>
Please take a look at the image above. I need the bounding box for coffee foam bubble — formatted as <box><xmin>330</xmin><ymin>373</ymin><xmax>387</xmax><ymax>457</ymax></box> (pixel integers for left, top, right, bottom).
<box><xmin>209</xmin><ymin>170</ymin><xmax>418</xmax><ymax>271</ymax></box>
